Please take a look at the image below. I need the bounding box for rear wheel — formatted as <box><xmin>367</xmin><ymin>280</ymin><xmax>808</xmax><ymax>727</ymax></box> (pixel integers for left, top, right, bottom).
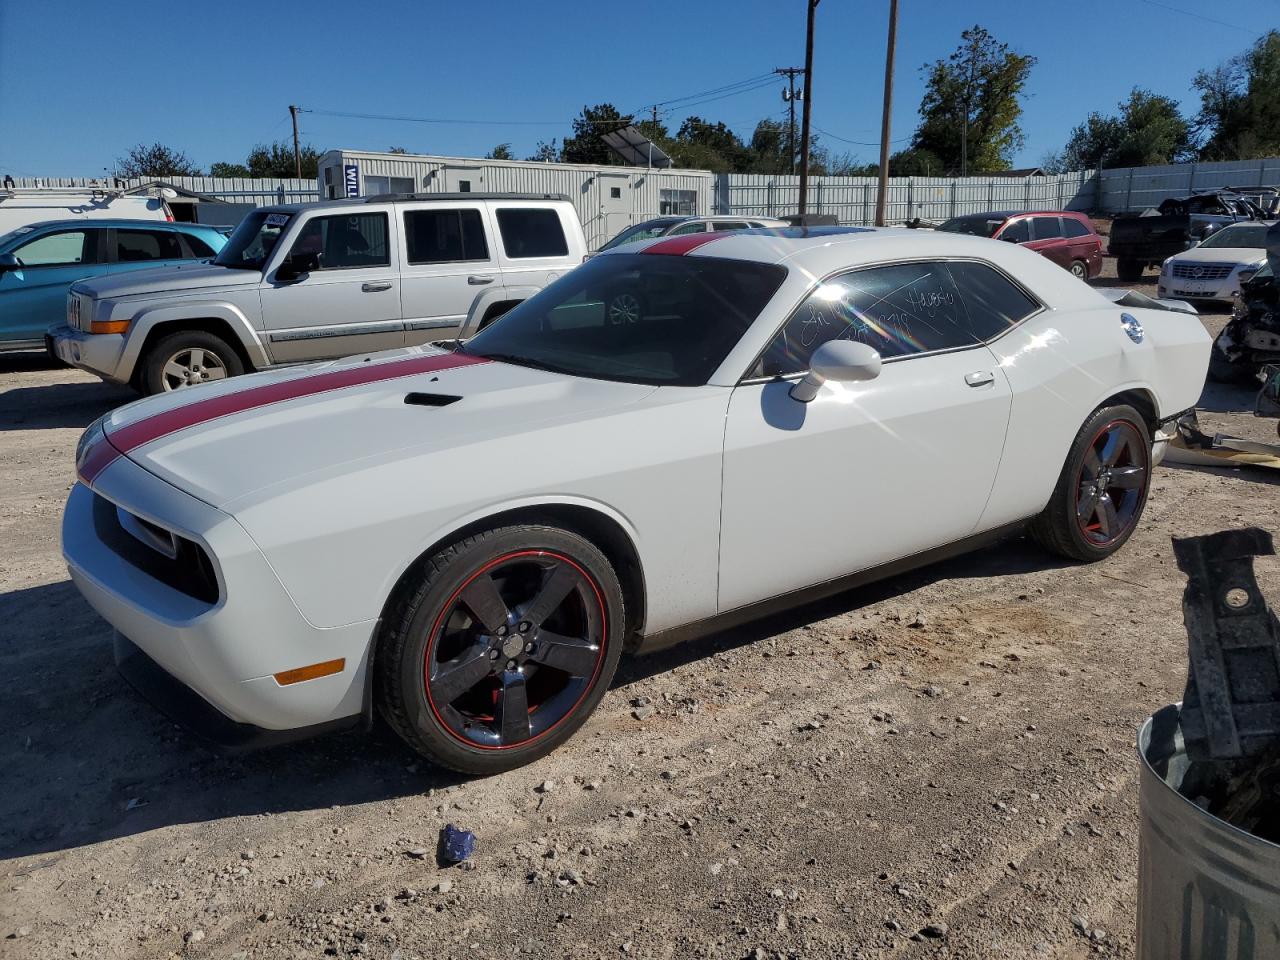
<box><xmin>141</xmin><ymin>330</ymin><xmax>243</xmax><ymax>395</ymax></box>
<box><xmin>1030</xmin><ymin>404</ymin><xmax>1151</xmax><ymax>562</ymax></box>
<box><xmin>1116</xmin><ymin>258</ymin><xmax>1145</xmax><ymax>282</ymax></box>
<box><xmin>376</xmin><ymin>525</ymin><xmax>625</xmax><ymax>774</ymax></box>
<box><xmin>1069</xmin><ymin>259</ymin><xmax>1089</xmax><ymax>280</ymax></box>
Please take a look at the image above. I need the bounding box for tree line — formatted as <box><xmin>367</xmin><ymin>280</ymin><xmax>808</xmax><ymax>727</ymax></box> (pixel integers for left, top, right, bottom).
<box><xmin>113</xmin><ymin>27</ymin><xmax>1280</xmax><ymax>181</ymax></box>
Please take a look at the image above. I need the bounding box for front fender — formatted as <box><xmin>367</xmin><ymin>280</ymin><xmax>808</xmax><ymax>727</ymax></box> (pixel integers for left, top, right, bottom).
<box><xmin>458</xmin><ymin>284</ymin><xmax>542</xmax><ymax>337</ymax></box>
<box><xmin>121</xmin><ymin>301</ymin><xmax>271</xmax><ymax>376</ymax></box>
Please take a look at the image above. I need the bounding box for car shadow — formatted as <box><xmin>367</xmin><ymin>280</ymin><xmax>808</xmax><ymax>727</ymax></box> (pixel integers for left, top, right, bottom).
<box><xmin>0</xmin><ymin>379</ymin><xmax>134</xmax><ymax>431</ymax></box>
<box><xmin>0</xmin><ymin>580</ymin><xmax>461</xmax><ymax>862</ymax></box>
<box><xmin>618</xmin><ymin>533</ymin><xmax>1061</xmax><ymax>685</ymax></box>
<box><xmin>2</xmin><ymin>535</ymin><xmax>1064</xmax><ymax>861</ymax></box>
<box><xmin>1196</xmin><ymin>377</ymin><xmax>1263</xmax><ymax>415</ymax></box>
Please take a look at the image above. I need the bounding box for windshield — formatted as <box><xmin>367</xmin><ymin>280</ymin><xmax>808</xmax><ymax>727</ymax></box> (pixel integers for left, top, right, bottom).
<box><xmin>600</xmin><ymin>219</ymin><xmax>681</xmax><ymax>251</ymax></box>
<box><xmin>461</xmin><ymin>253</ymin><xmax>787</xmax><ymax>386</ymax></box>
<box><xmin>214</xmin><ymin>210</ymin><xmax>292</xmax><ymax>269</ymax></box>
<box><xmin>938</xmin><ymin>216</ymin><xmax>1003</xmax><ymax>238</ymax></box>
<box><xmin>1198</xmin><ymin>224</ymin><xmax>1270</xmax><ymax>250</ymax></box>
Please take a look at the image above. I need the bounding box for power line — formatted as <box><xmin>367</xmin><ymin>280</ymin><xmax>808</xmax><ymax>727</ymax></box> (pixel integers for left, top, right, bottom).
<box><xmin>301</xmin><ymin>108</ymin><xmax>566</xmax><ymax>126</ymax></box>
<box><xmin>645</xmin><ymin>72</ymin><xmax>778</xmax><ymax>111</ymax></box>
<box><xmin>1136</xmin><ymin>0</ymin><xmax>1254</xmax><ymax>33</ymax></box>
<box><xmin>814</xmin><ymin>125</ymin><xmax>911</xmax><ymax>147</ymax></box>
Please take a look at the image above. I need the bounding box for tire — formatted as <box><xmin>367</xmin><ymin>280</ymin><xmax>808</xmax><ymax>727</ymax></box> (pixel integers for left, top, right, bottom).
<box><xmin>1069</xmin><ymin>259</ymin><xmax>1089</xmax><ymax>280</ymax></box>
<box><xmin>605</xmin><ymin>287</ymin><xmax>645</xmax><ymax>325</ymax></box>
<box><xmin>376</xmin><ymin>524</ymin><xmax>626</xmax><ymax>774</ymax></box>
<box><xmin>141</xmin><ymin>330</ymin><xmax>244</xmax><ymax>395</ymax></box>
<box><xmin>1029</xmin><ymin>404</ymin><xmax>1152</xmax><ymax>563</ymax></box>
<box><xmin>1116</xmin><ymin>258</ymin><xmax>1145</xmax><ymax>282</ymax></box>
<box><xmin>1206</xmin><ymin>331</ymin><xmax>1255</xmax><ymax>384</ymax></box>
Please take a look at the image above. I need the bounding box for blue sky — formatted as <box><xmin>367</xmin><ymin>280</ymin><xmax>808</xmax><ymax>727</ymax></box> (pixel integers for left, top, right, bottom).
<box><xmin>0</xmin><ymin>0</ymin><xmax>1267</xmax><ymax>177</ymax></box>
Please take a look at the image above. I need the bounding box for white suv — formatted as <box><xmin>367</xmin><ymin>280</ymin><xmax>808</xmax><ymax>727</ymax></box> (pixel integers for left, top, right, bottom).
<box><xmin>51</xmin><ymin>193</ymin><xmax>586</xmax><ymax>394</ymax></box>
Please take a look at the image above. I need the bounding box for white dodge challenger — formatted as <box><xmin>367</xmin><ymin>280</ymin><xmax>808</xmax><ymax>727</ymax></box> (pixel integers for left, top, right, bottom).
<box><xmin>63</xmin><ymin>227</ymin><xmax>1210</xmax><ymax>773</ymax></box>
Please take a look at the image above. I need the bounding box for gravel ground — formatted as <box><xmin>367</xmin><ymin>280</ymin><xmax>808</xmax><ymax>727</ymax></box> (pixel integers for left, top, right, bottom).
<box><xmin>2</xmin><ymin>262</ymin><xmax>1278</xmax><ymax>960</ymax></box>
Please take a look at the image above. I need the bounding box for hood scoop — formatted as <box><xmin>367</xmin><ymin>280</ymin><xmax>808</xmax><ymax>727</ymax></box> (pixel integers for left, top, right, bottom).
<box><xmin>404</xmin><ymin>392</ymin><xmax>462</xmax><ymax>408</ymax></box>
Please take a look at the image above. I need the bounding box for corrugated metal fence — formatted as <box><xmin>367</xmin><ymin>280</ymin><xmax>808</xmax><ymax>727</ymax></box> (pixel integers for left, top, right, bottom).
<box><xmin>1097</xmin><ymin>157</ymin><xmax>1280</xmax><ymax>213</ymax></box>
<box><xmin>6</xmin><ymin>176</ymin><xmax>319</xmax><ymax>205</ymax></box>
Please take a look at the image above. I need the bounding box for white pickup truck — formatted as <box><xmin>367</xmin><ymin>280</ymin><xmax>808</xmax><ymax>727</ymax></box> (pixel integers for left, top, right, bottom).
<box><xmin>50</xmin><ymin>193</ymin><xmax>587</xmax><ymax>394</ymax></box>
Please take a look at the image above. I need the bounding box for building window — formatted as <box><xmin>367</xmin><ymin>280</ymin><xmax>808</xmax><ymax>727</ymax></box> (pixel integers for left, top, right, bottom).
<box><xmin>659</xmin><ymin>188</ymin><xmax>697</xmax><ymax>216</ymax></box>
<box><xmin>363</xmin><ymin>175</ymin><xmax>415</xmax><ymax>196</ymax></box>
<box><xmin>610</xmin><ymin>187</ymin><xmax>622</xmax><ymax>199</ymax></box>
<box><xmin>458</xmin><ymin>180</ymin><xmax>472</xmax><ymax>193</ymax></box>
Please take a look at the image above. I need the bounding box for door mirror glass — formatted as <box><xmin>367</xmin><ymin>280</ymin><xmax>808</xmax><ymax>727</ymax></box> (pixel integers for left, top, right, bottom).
<box><xmin>0</xmin><ymin>252</ymin><xmax>21</xmax><ymax>273</ymax></box>
<box><xmin>791</xmin><ymin>339</ymin><xmax>882</xmax><ymax>402</ymax></box>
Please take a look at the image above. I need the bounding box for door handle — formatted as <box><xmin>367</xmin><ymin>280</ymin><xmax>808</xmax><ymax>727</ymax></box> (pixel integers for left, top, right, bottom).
<box><xmin>361</xmin><ymin>281</ymin><xmax>393</xmax><ymax>292</ymax></box>
<box><xmin>964</xmin><ymin>371</ymin><xmax>995</xmax><ymax>388</ymax></box>
<box><xmin>467</xmin><ymin>275</ymin><xmax>495</xmax><ymax>285</ymax></box>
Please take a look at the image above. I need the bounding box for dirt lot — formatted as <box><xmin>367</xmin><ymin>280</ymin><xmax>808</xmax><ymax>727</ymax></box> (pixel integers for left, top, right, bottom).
<box><xmin>2</xmin><ymin>263</ymin><xmax>1278</xmax><ymax>960</ymax></box>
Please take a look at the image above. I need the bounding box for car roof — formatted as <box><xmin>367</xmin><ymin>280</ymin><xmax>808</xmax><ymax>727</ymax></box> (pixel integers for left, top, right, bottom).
<box><xmin>258</xmin><ymin>192</ymin><xmax>573</xmax><ymax>215</ymax></box>
<box><xmin>6</xmin><ymin>218</ymin><xmax>214</xmax><ymax>231</ymax></box>
<box><xmin>947</xmin><ymin>210</ymin><xmax>1081</xmax><ymax>221</ymax></box>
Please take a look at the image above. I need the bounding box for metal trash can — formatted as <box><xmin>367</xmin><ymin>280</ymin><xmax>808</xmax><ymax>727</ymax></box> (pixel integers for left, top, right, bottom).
<box><xmin>1138</xmin><ymin>705</ymin><xmax>1280</xmax><ymax>959</ymax></box>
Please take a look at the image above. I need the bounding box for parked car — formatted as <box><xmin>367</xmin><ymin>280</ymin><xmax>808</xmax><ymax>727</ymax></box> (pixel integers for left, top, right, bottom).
<box><xmin>0</xmin><ymin>219</ymin><xmax>225</xmax><ymax>353</ymax></box>
<box><xmin>1208</xmin><ymin>261</ymin><xmax>1279</xmax><ymax>383</ymax></box>
<box><xmin>1156</xmin><ymin>221</ymin><xmax>1275</xmax><ymax>304</ymax></box>
<box><xmin>599</xmin><ymin>215</ymin><xmax>790</xmax><ymax>252</ymax></box>
<box><xmin>0</xmin><ymin>187</ymin><xmax>173</xmax><ymax>235</ymax></box>
<box><xmin>49</xmin><ymin>193</ymin><xmax>586</xmax><ymax>394</ymax></box>
<box><xmin>935</xmin><ymin>210</ymin><xmax>1103</xmax><ymax>279</ymax></box>
<box><xmin>63</xmin><ymin>226</ymin><xmax>1209</xmax><ymax>773</ymax></box>
<box><xmin>1108</xmin><ymin>191</ymin><xmax>1266</xmax><ymax>281</ymax></box>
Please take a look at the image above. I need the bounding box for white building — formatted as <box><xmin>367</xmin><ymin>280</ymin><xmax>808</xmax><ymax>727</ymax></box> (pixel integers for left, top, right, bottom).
<box><xmin>316</xmin><ymin>149</ymin><xmax>714</xmax><ymax>251</ymax></box>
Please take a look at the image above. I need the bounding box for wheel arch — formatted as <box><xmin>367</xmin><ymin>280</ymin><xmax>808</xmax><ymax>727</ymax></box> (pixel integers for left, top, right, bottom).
<box><xmin>1097</xmin><ymin>386</ymin><xmax>1159</xmax><ymax>431</ymax></box>
<box><xmin>373</xmin><ymin>500</ymin><xmax>648</xmax><ymax>668</ymax></box>
<box><xmin>123</xmin><ymin>303</ymin><xmax>269</xmax><ymax>384</ymax></box>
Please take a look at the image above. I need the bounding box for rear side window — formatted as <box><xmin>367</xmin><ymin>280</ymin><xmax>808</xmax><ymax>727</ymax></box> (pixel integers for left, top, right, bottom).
<box><xmin>495</xmin><ymin>208</ymin><xmax>568</xmax><ymax>258</ymax></box>
<box><xmin>759</xmin><ymin>261</ymin><xmax>976</xmax><ymax>376</ymax></box>
<box><xmin>13</xmin><ymin>229</ymin><xmax>91</xmax><ymax>266</ymax></box>
<box><xmin>1031</xmin><ymin>217</ymin><xmax>1063</xmax><ymax>240</ymax></box>
<box><xmin>947</xmin><ymin>261</ymin><xmax>1040</xmax><ymax>341</ymax></box>
<box><xmin>288</xmin><ymin>213</ymin><xmax>390</xmax><ymax>269</ymax></box>
<box><xmin>116</xmin><ymin>229</ymin><xmax>185</xmax><ymax>262</ymax></box>
<box><xmin>999</xmin><ymin>219</ymin><xmax>1030</xmax><ymax>243</ymax></box>
<box><xmin>179</xmin><ymin>233</ymin><xmax>217</xmax><ymax>258</ymax></box>
<box><xmin>404</xmin><ymin>209</ymin><xmax>489</xmax><ymax>264</ymax></box>
<box><xmin>1062</xmin><ymin>217</ymin><xmax>1092</xmax><ymax>239</ymax></box>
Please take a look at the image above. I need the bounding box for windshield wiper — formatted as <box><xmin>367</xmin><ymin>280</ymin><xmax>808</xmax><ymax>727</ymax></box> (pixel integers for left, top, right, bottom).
<box><xmin>471</xmin><ymin>352</ymin><xmax>580</xmax><ymax>376</ymax></box>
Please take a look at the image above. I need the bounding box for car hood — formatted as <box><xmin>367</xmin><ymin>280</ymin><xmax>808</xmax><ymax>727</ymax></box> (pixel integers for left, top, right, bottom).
<box><xmin>72</xmin><ymin>262</ymin><xmax>261</xmax><ymax>300</ymax></box>
<box><xmin>89</xmin><ymin>347</ymin><xmax>658</xmax><ymax>509</ymax></box>
<box><xmin>1170</xmin><ymin>248</ymin><xmax>1267</xmax><ymax>266</ymax></box>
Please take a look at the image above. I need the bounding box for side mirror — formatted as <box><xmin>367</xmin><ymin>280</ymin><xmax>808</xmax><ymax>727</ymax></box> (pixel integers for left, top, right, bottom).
<box><xmin>0</xmin><ymin>252</ymin><xmax>22</xmax><ymax>274</ymax></box>
<box><xmin>275</xmin><ymin>251</ymin><xmax>318</xmax><ymax>283</ymax></box>
<box><xmin>790</xmin><ymin>339</ymin><xmax>882</xmax><ymax>402</ymax></box>
<box><xmin>1000</xmin><ymin>233</ymin><xmax>1020</xmax><ymax>243</ymax></box>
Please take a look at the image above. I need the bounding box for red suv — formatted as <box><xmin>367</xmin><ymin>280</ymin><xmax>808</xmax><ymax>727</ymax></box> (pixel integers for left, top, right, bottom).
<box><xmin>937</xmin><ymin>210</ymin><xmax>1103</xmax><ymax>280</ymax></box>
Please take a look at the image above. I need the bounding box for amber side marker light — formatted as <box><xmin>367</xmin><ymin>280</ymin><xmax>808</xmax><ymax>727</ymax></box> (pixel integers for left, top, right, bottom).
<box><xmin>89</xmin><ymin>320</ymin><xmax>130</xmax><ymax>335</ymax></box>
<box><xmin>274</xmin><ymin>658</ymin><xmax>345</xmax><ymax>685</ymax></box>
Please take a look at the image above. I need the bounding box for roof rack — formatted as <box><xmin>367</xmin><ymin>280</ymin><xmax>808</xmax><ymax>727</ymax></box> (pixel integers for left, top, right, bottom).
<box><xmin>362</xmin><ymin>192</ymin><xmax>570</xmax><ymax>203</ymax></box>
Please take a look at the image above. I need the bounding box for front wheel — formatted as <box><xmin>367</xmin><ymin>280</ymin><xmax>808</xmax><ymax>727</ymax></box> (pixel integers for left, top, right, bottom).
<box><xmin>1030</xmin><ymin>404</ymin><xmax>1152</xmax><ymax>562</ymax></box>
<box><xmin>140</xmin><ymin>330</ymin><xmax>244</xmax><ymax>395</ymax></box>
<box><xmin>376</xmin><ymin>525</ymin><xmax>626</xmax><ymax>774</ymax></box>
<box><xmin>1069</xmin><ymin>259</ymin><xmax>1089</xmax><ymax>280</ymax></box>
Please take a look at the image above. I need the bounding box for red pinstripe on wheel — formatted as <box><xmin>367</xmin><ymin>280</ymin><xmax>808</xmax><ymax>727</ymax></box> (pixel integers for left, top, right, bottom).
<box><xmin>77</xmin><ymin>352</ymin><xmax>490</xmax><ymax>485</ymax></box>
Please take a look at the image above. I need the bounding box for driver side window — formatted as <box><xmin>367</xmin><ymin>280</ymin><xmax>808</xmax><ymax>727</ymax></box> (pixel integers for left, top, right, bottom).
<box><xmin>288</xmin><ymin>213</ymin><xmax>389</xmax><ymax>270</ymax></box>
<box><xmin>758</xmin><ymin>261</ymin><xmax>977</xmax><ymax>377</ymax></box>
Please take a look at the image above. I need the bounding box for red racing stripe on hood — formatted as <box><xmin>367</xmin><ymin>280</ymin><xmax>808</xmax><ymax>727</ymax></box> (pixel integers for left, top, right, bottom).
<box><xmin>641</xmin><ymin>232</ymin><xmax>727</xmax><ymax>256</ymax></box>
<box><xmin>79</xmin><ymin>352</ymin><xmax>489</xmax><ymax>485</ymax></box>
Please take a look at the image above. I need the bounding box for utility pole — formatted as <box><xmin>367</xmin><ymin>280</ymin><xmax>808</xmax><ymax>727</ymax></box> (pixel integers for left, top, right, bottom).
<box><xmin>289</xmin><ymin>104</ymin><xmax>302</xmax><ymax>178</ymax></box>
<box><xmin>774</xmin><ymin>67</ymin><xmax>804</xmax><ymax>175</ymax></box>
<box><xmin>798</xmin><ymin>0</ymin><xmax>820</xmax><ymax>216</ymax></box>
<box><xmin>874</xmin><ymin>0</ymin><xmax>898</xmax><ymax>227</ymax></box>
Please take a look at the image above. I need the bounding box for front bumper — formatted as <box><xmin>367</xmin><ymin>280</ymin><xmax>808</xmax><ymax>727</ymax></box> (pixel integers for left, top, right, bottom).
<box><xmin>49</xmin><ymin>324</ymin><xmax>129</xmax><ymax>383</ymax></box>
<box><xmin>62</xmin><ymin>455</ymin><xmax>376</xmax><ymax>735</ymax></box>
<box><xmin>1157</xmin><ymin>275</ymin><xmax>1241</xmax><ymax>302</ymax></box>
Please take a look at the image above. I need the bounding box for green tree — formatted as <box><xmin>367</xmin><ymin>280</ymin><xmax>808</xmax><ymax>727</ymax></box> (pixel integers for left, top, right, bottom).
<box><xmin>209</xmin><ymin>161</ymin><xmax>251</xmax><ymax>177</ymax></box>
<box><xmin>526</xmin><ymin>139</ymin><xmax>560</xmax><ymax>163</ymax></box>
<box><xmin>245</xmin><ymin>140</ymin><xmax>322</xmax><ymax>178</ymax></box>
<box><xmin>561</xmin><ymin>104</ymin><xmax>632</xmax><ymax>165</ymax></box>
<box><xmin>1058</xmin><ymin>89</ymin><xmax>1191</xmax><ymax>170</ymax></box>
<box><xmin>1194</xmin><ymin>30</ymin><xmax>1280</xmax><ymax>160</ymax></box>
<box><xmin>115</xmin><ymin>142</ymin><xmax>202</xmax><ymax>178</ymax></box>
<box><xmin>485</xmin><ymin>143</ymin><xmax>515</xmax><ymax>160</ymax></box>
<box><xmin>912</xmin><ymin>26</ymin><xmax>1036</xmax><ymax>174</ymax></box>
<box><xmin>671</xmin><ymin>117</ymin><xmax>749</xmax><ymax>172</ymax></box>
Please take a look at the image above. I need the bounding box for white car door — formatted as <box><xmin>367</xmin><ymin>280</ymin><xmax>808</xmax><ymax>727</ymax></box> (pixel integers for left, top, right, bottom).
<box><xmin>259</xmin><ymin>209</ymin><xmax>403</xmax><ymax>363</ymax></box>
<box><xmin>399</xmin><ymin>202</ymin><xmax>498</xmax><ymax>344</ymax></box>
<box><xmin>717</xmin><ymin>259</ymin><xmax>1014</xmax><ymax>612</ymax></box>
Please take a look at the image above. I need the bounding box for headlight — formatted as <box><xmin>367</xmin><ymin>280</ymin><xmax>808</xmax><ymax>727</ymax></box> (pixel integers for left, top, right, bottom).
<box><xmin>75</xmin><ymin>414</ymin><xmax>109</xmax><ymax>479</ymax></box>
<box><xmin>1238</xmin><ymin>267</ymin><xmax>1258</xmax><ymax>284</ymax></box>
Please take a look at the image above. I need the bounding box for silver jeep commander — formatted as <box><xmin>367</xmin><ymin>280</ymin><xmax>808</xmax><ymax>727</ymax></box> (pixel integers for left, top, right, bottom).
<box><xmin>50</xmin><ymin>192</ymin><xmax>587</xmax><ymax>394</ymax></box>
